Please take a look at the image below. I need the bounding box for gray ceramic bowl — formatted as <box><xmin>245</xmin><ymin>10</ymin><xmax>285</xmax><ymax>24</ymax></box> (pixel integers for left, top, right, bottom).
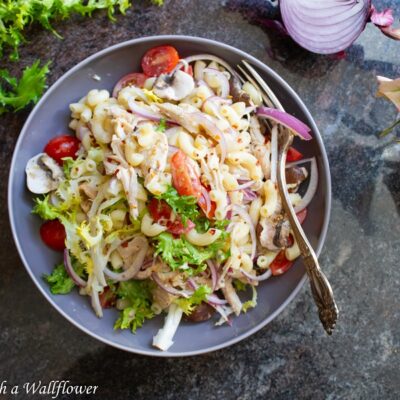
<box><xmin>8</xmin><ymin>35</ymin><xmax>331</xmax><ymax>356</ymax></box>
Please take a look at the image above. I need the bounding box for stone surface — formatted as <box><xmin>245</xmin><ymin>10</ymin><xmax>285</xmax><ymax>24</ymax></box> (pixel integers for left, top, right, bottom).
<box><xmin>0</xmin><ymin>1</ymin><xmax>399</xmax><ymax>399</ymax></box>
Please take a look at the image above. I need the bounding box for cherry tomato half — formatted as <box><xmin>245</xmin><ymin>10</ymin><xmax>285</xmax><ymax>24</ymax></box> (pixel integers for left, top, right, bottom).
<box><xmin>270</xmin><ymin>251</ymin><xmax>293</xmax><ymax>276</ymax></box>
<box><xmin>40</xmin><ymin>220</ymin><xmax>66</xmax><ymax>251</ymax></box>
<box><xmin>287</xmin><ymin>147</ymin><xmax>303</xmax><ymax>162</ymax></box>
<box><xmin>141</xmin><ymin>45</ymin><xmax>179</xmax><ymax>77</ymax></box>
<box><xmin>148</xmin><ymin>198</ymin><xmax>194</xmax><ymax>235</ymax></box>
<box><xmin>198</xmin><ymin>186</ymin><xmax>216</xmax><ymax>219</ymax></box>
<box><xmin>44</xmin><ymin>135</ymin><xmax>80</xmax><ymax>165</ymax></box>
<box><xmin>171</xmin><ymin>150</ymin><xmax>202</xmax><ymax>199</ymax></box>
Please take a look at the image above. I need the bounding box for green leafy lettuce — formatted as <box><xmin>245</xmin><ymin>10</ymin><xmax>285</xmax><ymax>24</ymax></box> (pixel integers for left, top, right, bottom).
<box><xmin>43</xmin><ymin>263</ymin><xmax>75</xmax><ymax>294</ymax></box>
<box><xmin>175</xmin><ymin>285</ymin><xmax>211</xmax><ymax>315</ymax></box>
<box><xmin>114</xmin><ymin>281</ymin><xmax>154</xmax><ymax>333</ymax></box>
<box><xmin>0</xmin><ymin>61</ymin><xmax>50</xmax><ymax>114</ymax></box>
<box><xmin>152</xmin><ymin>231</ymin><xmax>230</xmax><ymax>273</ymax></box>
<box><xmin>155</xmin><ymin>186</ymin><xmax>199</xmax><ymax>225</ymax></box>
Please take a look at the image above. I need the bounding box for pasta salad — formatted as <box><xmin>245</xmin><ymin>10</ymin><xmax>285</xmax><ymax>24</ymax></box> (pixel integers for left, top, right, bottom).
<box><xmin>25</xmin><ymin>45</ymin><xmax>317</xmax><ymax>351</ymax></box>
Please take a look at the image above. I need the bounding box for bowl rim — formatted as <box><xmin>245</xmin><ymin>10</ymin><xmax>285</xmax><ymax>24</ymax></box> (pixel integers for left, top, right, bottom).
<box><xmin>8</xmin><ymin>34</ymin><xmax>331</xmax><ymax>357</ymax></box>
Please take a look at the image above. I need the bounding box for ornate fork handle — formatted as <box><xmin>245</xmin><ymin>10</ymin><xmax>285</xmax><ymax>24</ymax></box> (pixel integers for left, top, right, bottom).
<box><xmin>277</xmin><ymin>134</ymin><xmax>338</xmax><ymax>334</ymax></box>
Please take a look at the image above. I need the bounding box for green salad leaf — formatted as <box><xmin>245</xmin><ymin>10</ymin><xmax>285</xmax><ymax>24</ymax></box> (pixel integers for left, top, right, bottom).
<box><xmin>175</xmin><ymin>285</ymin><xmax>211</xmax><ymax>315</ymax></box>
<box><xmin>0</xmin><ymin>61</ymin><xmax>50</xmax><ymax>114</ymax></box>
<box><xmin>153</xmin><ymin>232</ymin><xmax>229</xmax><ymax>273</ymax></box>
<box><xmin>43</xmin><ymin>263</ymin><xmax>75</xmax><ymax>295</ymax></box>
<box><xmin>156</xmin><ymin>118</ymin><xmax>167</xmax><ymax>133</ymax></box>
<box><xmin>114</xmin><ymin>281</ymin><xmax>154</xmax><ymax>333</ymax></box>
<box><xmin>32</xmin><ymin>195</ymin><xmax>60</xmax><ymax>220</ymax></box>
<box><xmin>155</xmin><ymin>186</ymin><xmax>199</xmax><ymax>226</ymax></box>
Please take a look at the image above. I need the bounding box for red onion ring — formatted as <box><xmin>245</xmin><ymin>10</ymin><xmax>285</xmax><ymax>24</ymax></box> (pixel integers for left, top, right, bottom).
<box><xmin>112</xmin><ymin>73</ymin><xmax>142</xmax><ymax>98</ymax></box>
<box><xmin>240</xmin><ymin>268</ymin><xmax>272</xmax><ymax>282</ymax></box>
<box><xmin>280</xmin><ymin>0</ymin><xmax>371</xmax><ymax>54</ymax></box>
<box><xmin>257</xmin><ymin>107</ymin><xmax>312</xmax><ymax>141</ymax></box>
<box><xmin>200</xmin><ymin>186</ymin><xmax>212</xmax><ymax>216</ymax></box>
<box><xmin>152</xmin><ymin>272</ymin><xmax>192</xmax><ymax>298</ymax></box>
<box><xmin>232</xmin><ymin>180</ymin><xmax>255</xmax><ymax>191</ymax></box>
<box><xmin>128</xmin><ymin>100</ymin><xmax>165</xmax><ymax>122</ymax></box>
<box><xmin>187</xmin><ymin>278</ymin><xmax>227</xmax><ymax>306</ymax></box>
<box><xmin>64</xmin><ymin>249</ymin><xmax>87</xmax><ymax>288</ymax></box>
<box><xmin>203</xmin><ymin>68</ymin><xmax>230</xmax><ymax>98</ymax></box>
<box><xmin>206</xmin><ymin>260</ymin><xmax>218</xmax><ymax>291</ymax></box>
<box><xmin>294</xmin><ymin>157</ymin><xmax>318</xmax><ymax>212</ymax></box>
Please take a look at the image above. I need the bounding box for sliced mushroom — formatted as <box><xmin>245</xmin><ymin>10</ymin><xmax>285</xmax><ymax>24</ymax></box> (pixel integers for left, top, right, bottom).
<box><xmin>258</xmin><ymin>212</ymin><xmax>291</xmax><ymax>251</ymax></box>
<box><xmin>153</xmin><ymin>69</ymin><xmax>195</xmax><ymax>101</ymax></box>
<box><xmin>285</xmin><ymin>166</ymin><xmax>308</xmax><ymax>186</ymax></box>
<box><xmin>25</xmin><ymin>153</ymin><xmax>64</xmax><ymax>194</ymax></box>
<box><xmin>229</xmin><ymin>76</ymin><xmax>251</xmax><ymax>106</ymax></box>
<box><xmin>184</xmin><ymin>302</ymin><xmax>215</xmax><ymax>322</ymax></box>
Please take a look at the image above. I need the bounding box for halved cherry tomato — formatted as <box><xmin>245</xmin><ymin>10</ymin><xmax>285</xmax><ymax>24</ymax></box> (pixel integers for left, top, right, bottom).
<box><xmin>44</xmin><ymin>135</ymin><xmax>80</xmax><ymax>165</ymax></box>
<box><xmin>40</xmin><ymin>220</ymin><xmax>66</xmax><ymax>251</ymax></box>
<box><xmin>141</xmin><ymin>45</ymin><xmax>179</xmax><ymax>77</ymax></box>
<box><xmin>99</xmin><ymin>287</ymin><xmax>117</xmax><ymax>308</ymax></box>
<box><xmin>198</xmin><ymin>186</ymin><xmax>216</xmax><ymax>219</ymax></box>
<box><xmin>287</xmin><ymin>147</ymin><xmax>303</xmax><ymax>162</ymax></box>
<box><xmin>148</xmin><ymin>198</ymin><xmax>171</xmax><ymax>222</ymax></box>
<box><xmin>296</xmin><ymin>208</ymin><xmax>308</xmax><ymax>225</ymax></box>
<box><xmin>171</xmin><ymin>150</ymin><xmax>202</xmax><ymax>199</ymax></box>
<box><xmin>270</xmin><ymin>251</ymin><xmax>293</xmax><ymax>276</ymax></box>
<box><xmin>148</xmin><ymin>198</ymin><xmax>194</xmax><ymax>235</ymax></box>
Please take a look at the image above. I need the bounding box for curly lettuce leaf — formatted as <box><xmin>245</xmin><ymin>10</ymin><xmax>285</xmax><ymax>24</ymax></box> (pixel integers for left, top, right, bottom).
<box><xmin>155</xmin><ymin>186</ymin><xmax>199</xmax><ymax>226</ymax></box>
<box><xmin>242</xmin><ymin>286</ymin><xmax>258</xmax><ymax>313</ymax></box>
<box><xmin>153</xmin><ymin>232</ymin><xmax>229</xmax><ymax>273</ymax></box>
<box><xmin>114</xmin><ymin>281</ymin><xmax>154</xmax><ymax>333</ymax></box>
<box><xmin>175</xmin><ymin>285</ymin><xmax>211</xmax><ymax>315</ymax></box>
<box><xmin>0</xmin><ymin>61</ymin><xmax>50</xmax><ymax>114</ymax></box>
<box><xmin>32</xmin><ymin>195</ymin><xmax>60</xmax><ymax>220</ymax></box>
<box><xmin>43</xmin><ymin>263</ymin><xmax>75</xmax><ymax>294</ymax></box>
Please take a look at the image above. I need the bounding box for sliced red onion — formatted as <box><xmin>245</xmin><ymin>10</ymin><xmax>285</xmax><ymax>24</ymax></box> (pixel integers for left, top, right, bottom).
<box><xmin>200</xmin><ymin>186</ymin><xmax>212</xmax><ymax>216</ymax></box>
<box><xmin>184</xmin><ymin>54</ymin><xmax>239</xmax><ymax>79</ymax></box>
<box><xmin>294</xmin><ymin>157</ymin><xmax>318</xmax><ymax>212</ymax></box>
<box><xmin>230</xmin><ymin>205</ymin><xmax>257</xmax><ymax>260</ymax></box>
<box><xmin>240</xmin><ymin>268</ymin><xmax>272</xmax><ymax>282</ymax></box>
<box><xmin>152</xmin><ymin>272</ymin><xmax>192</xmax><ymax>298</ymax></box>
<box><xmin>112</xmin><ymin>73</ymin><xmax>142</xmax><ymax>98</ymax></box>
<box><xmin>242</xmin><ymin>188</ymin><xmax>258</xmax><ymax>202</ymax></box>
<box><xmin>257</xmin><ymin>107</ymin><xmax>312</xmax><ymax>141</ymax></box>
<box><xmin>203</xmin><ymin>68</ymin><xmax>230</xmax><ymax>98</ymax></box>
<box><xmin>128</xmin><ymin>100</ymin><xmax>165</xmax><ymax>122</ymax></box>
<box><xmin>187</xmin><ymin>278</ymin><xmax>227</xmax><ymax>305</ymax></box>
<box><xmin>189</xmin><ymin>112</ymin><xmax>227</xmax><ymax>162</ymax></box>
<box><xmin>233</xmin><ymin>180</ymin><xmax>254</xmax><ymax>191</ymax></box>
<box><xmin>64</xmin><ymin>249</ymin><xmax>87</xmax><ymax>288</ymax></box>
<box><xmin>104</xmin><ymin>242</ymin><xmax>147</xmax><ymax>281</ymax></box>
<box><xmin>226</xmin><ymin>195</ymin><xmax>232</xmax><ymax>220</ymax></box>
<box><xmin>280</xmin><ymin>0</ymin><xmax>371</xmax><ymax>54</ymax></box>
<box><xmin>206</xmin><ymin>260</ymin><xmax>218</xmax><ymax>291</ymax></box>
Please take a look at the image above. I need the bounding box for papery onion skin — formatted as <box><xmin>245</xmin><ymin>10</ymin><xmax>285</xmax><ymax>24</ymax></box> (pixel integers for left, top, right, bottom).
<box><xmin>280</xmin><ymin>0</ymin><xmax>372</xmax><ymax>54</ymax></box>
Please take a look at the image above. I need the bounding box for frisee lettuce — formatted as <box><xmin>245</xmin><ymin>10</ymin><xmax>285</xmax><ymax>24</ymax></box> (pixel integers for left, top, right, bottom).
<box><xmin>155</xmin><ymin>186</ymin><xmax>199</xmax><ymax>226</ymax></box>
<box><xmin>152</xmin><ymin>232</ymin><xmax>230</xmax><ymax>273</ymax></box>
<box><xmin>0</xmin><ymin>61</ymin><xmax>50</xmax><ymax>114</ymax></box>
<box><xmin>175</xmin><ymin>285</ymin><xmax>211</xmax><ymax>315</ymax></box>
<box><xmin>43</xmin><ymin>263</ymin><xmax>75</xmax><ymax>294</ymax></box>
<box><xmin>114</xmin><ymin>281</ymin><xmax>154</xmax><ymax>333</ymax></box>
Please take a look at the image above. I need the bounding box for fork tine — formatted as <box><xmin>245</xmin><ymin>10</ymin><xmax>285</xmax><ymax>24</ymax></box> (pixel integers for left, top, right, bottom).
<box><xmin>236</xmin><ymin>65</ymin><xmax>274</xmax><ymax>108</ymax></box>
<box><xmin>241</xmin><ymin>60</ymin><xmax>284</xmax><ymax>111</ymax></box>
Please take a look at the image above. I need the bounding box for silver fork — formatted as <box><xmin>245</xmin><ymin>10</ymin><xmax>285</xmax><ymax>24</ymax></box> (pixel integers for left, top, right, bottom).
<box><xmin>238</xmin><ymin>60</ymin><xmax>338</xmax><ymax>334</ymax></box>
